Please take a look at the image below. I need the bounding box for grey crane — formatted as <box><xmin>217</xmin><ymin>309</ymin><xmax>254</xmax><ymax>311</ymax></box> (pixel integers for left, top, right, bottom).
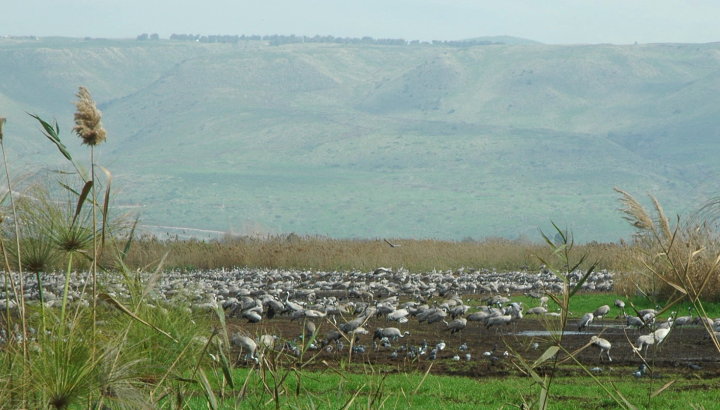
<box><xmin>387</xmin><ymin>308</ymin><xmax>410</xmax><ymax>322</ymax></box>
<box><xmin>231</xmin><ymin>332</ymin><xmax>259</xmax><ymax>364</ymax></box>
<box><xmin>614</xmin><ymin>299</ymin><xmax>626</xmax><ymax>316</ymax></box>
<box><xmin>526</xmin><ymin>306</ymin><xmax>548</xmax><ymax>315</ymax></box>
<box><xmin>258</xmin><ymin>334</ymin><xmax>279</xmax><ymax>351</ymax></box>
<box><xmin>467</xmin><ymin>311</ymin><xmax>490</xmax><ymax>322</ymax></box>
<box><xmin>593</xmin><ymin>305</ymin><xmax>611</xmax><ymax>322</ymax></box>
<box><xmin>590</xmin><ymin>335</ymin><xmax>612</xmax><ymax>362</ymax></box>
<box><xmin>304</xmin><ymin>320</ymin><xmax>317</xmax><ymax>339</ymax></box>
<box><xmin>373</xmin><ymin>327</ymin><xmax>409</xmax><ymax>341</ymax></box>
<box><xmin>625</xmin><ymin>314</ymin><xmax>646</xmax><ymax>330</ymax></box>
<box><xmin>633</xmin><ymin>327</ymin><xmax>671</xmax><ymax>354</ymax></box>
<box><xmin>340</xmin><ymin>316</ymin><xmax>366</xmax><ymax>333</ymax></box>
<box><xmin>578</xmin><ymin>312</ymin><xmax>594</xmax><ymax>331</ymax></box>
<box><xmin>443</xmin><ymin>318</ymin><xmax>467</xmax><ymax>334</ymax></box>
<box><xmin>485</xmin><ymin>314</ymin><xmax>513</xmax><ymax>330</ymax></box>
<box><xmin>242</xmin><ymin>308</ymin><xmax>262</xmax><ymax>323</ymax></box>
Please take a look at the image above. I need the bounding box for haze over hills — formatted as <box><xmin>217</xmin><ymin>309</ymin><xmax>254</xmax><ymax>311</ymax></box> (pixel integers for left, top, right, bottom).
<box><xmin>1</xmin><ymin>36</ymin><xmax>719</xmax><ymax>242</ymax></box>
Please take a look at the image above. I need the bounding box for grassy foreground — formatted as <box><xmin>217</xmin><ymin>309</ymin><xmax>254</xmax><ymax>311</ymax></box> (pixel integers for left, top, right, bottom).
<box><xmin>174</xmin><ymin>367</ymin><xmax>720</xmax><ymax>409</ymax></box>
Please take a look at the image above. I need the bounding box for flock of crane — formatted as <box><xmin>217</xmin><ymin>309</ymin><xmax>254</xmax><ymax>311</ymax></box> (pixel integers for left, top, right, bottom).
<box><xmin>1</xmin><ymin>266</ymin><xmax>718</xmax><ymax>372</ymax></box>
<box><xmin>226</xmin><ymin>289</ymin><xmax>720</xmax><ymax>372</ymax></box>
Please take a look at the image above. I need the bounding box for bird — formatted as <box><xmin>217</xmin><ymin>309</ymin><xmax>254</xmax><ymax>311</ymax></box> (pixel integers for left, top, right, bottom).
<box><xmin>340</xmin><ymin>316</ymin><xmax>366</xmax><ymax>333</ymax></box>
<box><xmin>387</xmin><ymin>309</ymin><xmax>410</xmax><ymax>322</ymax></box>
<box><xmin>590</xmin><ymin>336</ymin><xmax>612</xmax><ymax>362</ymax></box>
<box><xmin>593</xmin><ymin>305</ymin><xmax>611</xmax><ymax>322</ymax></box>
<box><xmin>231</xmin><ymin>332</ymin><xmax>259</xmax><ymax>364</ymax></box>
<box><xmin>384</xmin><ymin>239</ymin><xmax>401</xmax><ymax>248</ymax></box>
<box><xmin>673</xmin><ymin>308</ymin><xmax>694</xmax><ymax>328</ymax></box>
<box><xmin>257</xmin><ymin>334</ymin><xmax>279</xmax><ymax>350</ymax></box>
<box><xmin>467</xmin><ymin>311</ymin><xmax>490</xmax><ymax>322</ymax></box>
<box><xmin>614</xmin><ymin>299</ymin><xmax>626</xmax><ymax>315</ymax></box>
<box><xmin>486</xmin><ymin>314</ymin><xmax>513</xmax><ymax>330</ymax></box>
<box><xmin>634</xmin><ymin>334</ymin><xmax>656</xmax><ymax>354</ymax></box>
<box><xmin>634</xmin><ymin>327</ymin><xmax>670</xmax><ymax>354</ymax></box>
<box><xmin>304</xmin><ymin>320</ymin><xmax>317</xmax><ymax>339</ymax></box>
<box><xmin>633</xmin><ymin>365</ymin><xmax>646</xmax><ymax>378</ymax></box>
<box><xmin>526</xmin><ymin>306</ymin><xmax>548</xmax><ymax>315</ymax></box>
<box><xmin>625</xmin><ymin>314</ymin><xmax>646</xmax><ymax>329</ymax></box>
<box><xmin>444</xmin><ymin>318</ymin><xmax>467</xmax><ymax>334</ymax></box>
<box><xmin>283</xmin><ymin>291</ymin><xmax>304</xmax><ymax>313</ymax></box>
<box><xmin>373</xmin><ymin>327</ymin><xmax>409</xmax><ymax>341</ymax></box>
<box><xmin>578</xmin><ymin>312</ymin><xmax>594</xmax><ymax>331</ymax></box>
<box><xmin>242</xmin><ymin>309</ymin><xmax>262</xmax><ymax>323</ymax></box>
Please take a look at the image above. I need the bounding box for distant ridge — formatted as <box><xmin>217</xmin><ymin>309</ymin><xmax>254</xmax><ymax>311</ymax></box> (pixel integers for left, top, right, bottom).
<box><xmin>1</xmin><ymin>38</ymin><xmax>719</xmax><ymax>242</ymax></box>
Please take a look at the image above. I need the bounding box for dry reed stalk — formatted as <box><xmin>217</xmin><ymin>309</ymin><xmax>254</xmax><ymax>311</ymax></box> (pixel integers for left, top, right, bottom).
<box><xmin>73</xmin><ymin>87</ymin><xmax>106</xmax><ymax>146</ymax></box>
<box><xmin>0</xmin><ymin>116</ymin><xmax>28</xmax><ymax>361</ymax></box>
<box><xmin>614</xmin><ymin>187</ymin><xmax>653</xmax><ymax>231</ymax></box>
<box><xmin>650</xmin><ymin>195</ymin><xmax>672</xmax><ymax>242</ymax></box>
<box><xmin>73</xmin><ymin>86</ymin><xmax>107</xmax><ymax>358</ymax></box>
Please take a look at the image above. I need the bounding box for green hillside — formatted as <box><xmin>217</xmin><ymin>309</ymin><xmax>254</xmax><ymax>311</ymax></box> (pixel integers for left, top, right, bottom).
<box><xmin>2</xmin><ymin>37</ymin><xmax>719</xmax><ymax>242</ymax></box>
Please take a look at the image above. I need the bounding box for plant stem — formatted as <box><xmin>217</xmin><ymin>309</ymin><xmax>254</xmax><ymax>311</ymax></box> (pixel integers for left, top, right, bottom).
<box><xmin>35</xmin><ymin>271</ymin><xmax>46</xmax><ymax>332</ymax></box>
<box><xmin>91</xmin><ymin>147</ymin><xmax>98</xmax><ymax>351</ymax></box>
<box><xmin>60</xmin><ymin>252</ymin><xmax>74</xmax><ymax>326</ymax></box>
<box><xmin>0</xmin><ymin>138</ymin><xmax>27</xmax><ymax>359</ymax></box>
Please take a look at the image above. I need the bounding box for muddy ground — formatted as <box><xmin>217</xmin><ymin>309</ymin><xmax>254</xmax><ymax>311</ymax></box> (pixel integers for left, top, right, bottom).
<box><xmin>228</xmin><ymin>315</ymin><xmax>720</xmax><ymax>379</ymax></box>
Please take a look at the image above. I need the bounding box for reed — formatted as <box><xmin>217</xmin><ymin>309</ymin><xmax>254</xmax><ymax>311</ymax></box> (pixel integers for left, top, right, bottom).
<box><xmin>121</xmin><ymin>234</ymin><xmax>633</xmax><ymax>274</ymax></box>
<box><xmin>614</xmin><ymin>187</ymin><xmax>720</xmax><ymax>301</ymax></box>
<box><xmin>0</xmin><ymin>93</ymin><xmax>220</xmax><ymax>409</ymax></box>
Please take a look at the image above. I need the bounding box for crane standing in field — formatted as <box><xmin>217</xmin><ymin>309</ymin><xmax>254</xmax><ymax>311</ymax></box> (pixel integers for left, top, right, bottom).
<box><xmin>231</xmin><ymin>332</ymin><xmax>259</xmax><ymax>364</ymax></box>
<box><xmin>614</xmin><ymin>299</ymin><xmax>626</xmax><ymax>317</ymax></box>
<box><xmin>590</xmin><ymin>335</ymin><xmax>612</xmax><ymax>362</ymax></box>
<box><xmin>593</xmin><ymin>305</ymin><xmax>611</xmax><ymax>324</ymax></box>
<box><xmin>578</xmin><ymin>312</ymin><xmax>594</xmax><ymax>331</ymax></box>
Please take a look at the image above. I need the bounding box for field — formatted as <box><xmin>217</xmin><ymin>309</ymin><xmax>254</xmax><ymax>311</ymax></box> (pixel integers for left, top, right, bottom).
<box><xmin>228</xmin><ymin>307</ymin><xmax>720</xmax><ymax>376</ymax></box>
<box><xmin>213</xmin><ymin>293</ymin><xmax>720</xmax><ymax>409</ymax></box>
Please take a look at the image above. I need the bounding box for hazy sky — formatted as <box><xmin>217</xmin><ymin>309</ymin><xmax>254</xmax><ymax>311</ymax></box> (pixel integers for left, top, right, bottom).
<box><xmin>3</xmin><ymin>0</ymin><xmax>720</xmax><ymax>44</ymax></box>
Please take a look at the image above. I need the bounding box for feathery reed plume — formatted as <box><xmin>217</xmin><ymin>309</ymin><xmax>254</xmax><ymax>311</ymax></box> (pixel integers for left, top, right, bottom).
<box><xmin>650</xmin><ymin>194</ymin><xmax>672</xmax><ymax>241</ymax></box>
<box><xmin>614</xmin><ymin>187</ymin><xmax>653</xmax><ymax>231</ymax></box>
<box><xmin>0</xmin><ymin>117</ymin><xmax>6</xmax><ymax>140</ymax></box>
<box><xmin>73</xmin><ymin>87</ymin><xmax>106</xmax><ymax>146</ymax></box>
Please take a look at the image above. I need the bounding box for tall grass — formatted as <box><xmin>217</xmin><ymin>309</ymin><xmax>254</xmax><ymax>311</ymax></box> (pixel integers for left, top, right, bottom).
<box><xmin>614</xmin><ymin>187</ymin><xmax>720</xmax><ymax>356</ymax></box>
<box><xmin>0</xmin><ymin>91</ymin><xmax>223</xmax><ymax>409</ymax></box>
<box><xmin>120</xmin><ymin>234</ymin><xmax>634</xmax><ymax>273</ymax></box>
<box><xmin>615</xmin><ymin>187</ymin><xmax>720</xmax><ymax>302</ymax></box>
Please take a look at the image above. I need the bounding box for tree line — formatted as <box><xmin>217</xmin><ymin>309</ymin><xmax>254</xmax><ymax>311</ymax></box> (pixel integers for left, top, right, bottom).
<box><xmin>160</xmin><ymin>33</ymin><xmax>504</xmax><ymax>47</ymax></box>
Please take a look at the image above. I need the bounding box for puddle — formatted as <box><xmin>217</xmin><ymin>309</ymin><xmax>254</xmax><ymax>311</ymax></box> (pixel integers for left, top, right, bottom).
<box><xmin>515</xmin><ymin>330</ymin><xmax>589</xmax><ymax>337</ymax></box>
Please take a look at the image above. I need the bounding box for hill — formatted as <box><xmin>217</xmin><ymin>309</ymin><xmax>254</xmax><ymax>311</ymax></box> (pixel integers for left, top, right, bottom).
<box><xmin>1</xmin><ymin>37</ymin><xmax>719</xmax><ymax>242</ymax></box>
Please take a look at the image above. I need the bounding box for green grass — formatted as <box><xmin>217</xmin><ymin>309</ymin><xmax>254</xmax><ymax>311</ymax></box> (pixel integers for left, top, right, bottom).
<box><xmin>509</xmin><ymin>293</ymin><xmax>720</xmax><ymax>319</ymax></box>
<box><xmin>173</xmin><ymin>367</ymin><xmax>720</xmax><ymax>409</ymax></box>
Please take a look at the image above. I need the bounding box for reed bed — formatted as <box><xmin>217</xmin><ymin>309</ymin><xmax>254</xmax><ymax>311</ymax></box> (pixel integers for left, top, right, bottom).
<box><xmin>121</xmin><ymin>235</ymin><xmax>635</xmax><ymax>274</ymax></box>
<box><xmin>614</xmin><ymin>188</ymin><xmax>720</xmax><ymax>302</ymax></box>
